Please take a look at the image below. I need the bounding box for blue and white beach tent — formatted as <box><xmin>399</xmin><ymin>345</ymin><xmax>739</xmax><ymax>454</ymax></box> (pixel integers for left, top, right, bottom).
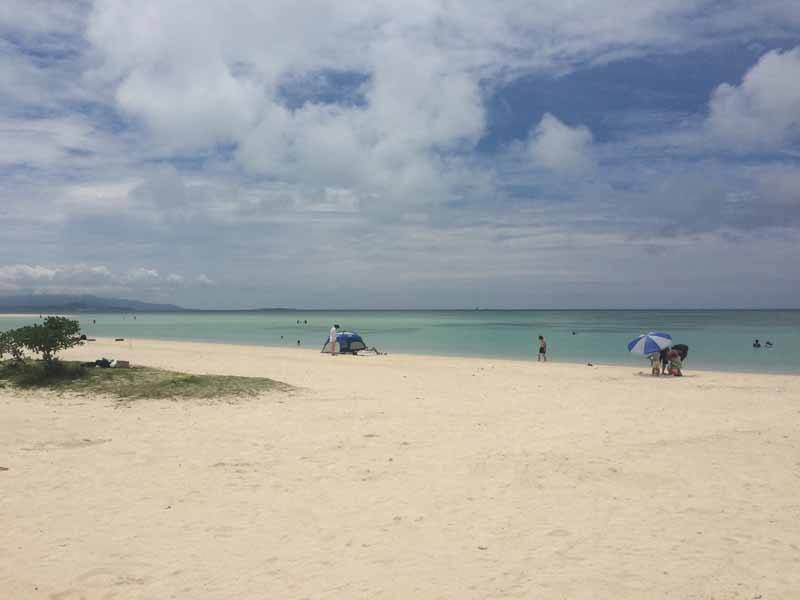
<box><xmin>321</xmin><ymin>331</ymin><xmax>367</xmax><ymax>354</ymax></box>
<box><xmin>627</xmin><ymin>331</ymin><xmax>673</xmax><ymax>355</ymax></box>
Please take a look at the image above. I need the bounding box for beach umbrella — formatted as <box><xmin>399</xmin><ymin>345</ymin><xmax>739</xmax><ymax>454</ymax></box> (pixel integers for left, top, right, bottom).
<box><xmin>627</xmin><ymin>331</ymin><xmax>673</xmax><ymax>355</ymax></box>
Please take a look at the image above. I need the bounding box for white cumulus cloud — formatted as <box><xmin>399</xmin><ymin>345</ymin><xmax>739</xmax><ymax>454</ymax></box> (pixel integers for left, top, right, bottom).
<box><xmin>707</xmin><ymin>46</ymin><xmax>800</xmax><ymax>149</ymax></box>
<box><xmin>528</xmin><ymin>113</ymin><xmax>594</xmax><ymax>173</ymax></box>
<box><xmin>0</xmin><ymin>264</ymin><xmax>210</xmax><ymax>295</ymax></box>
<box><xmin>0</xmin><ymin>264</ymin><xmax>114</xmax><ymax>291</ymax></box>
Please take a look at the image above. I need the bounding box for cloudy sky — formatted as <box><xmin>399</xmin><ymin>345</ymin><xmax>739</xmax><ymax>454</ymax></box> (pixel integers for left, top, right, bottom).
<box><xmin>1</xmin><ymin>1</ymin><xmax>799</xmax><ymax>308</ymax></box>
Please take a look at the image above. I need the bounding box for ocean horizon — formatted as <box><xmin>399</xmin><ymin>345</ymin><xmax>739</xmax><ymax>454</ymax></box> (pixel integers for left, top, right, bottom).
<box><xmin>2</xmin><ymin>309</ymin><xmax>798</xmax><ymax>375</ymax></box>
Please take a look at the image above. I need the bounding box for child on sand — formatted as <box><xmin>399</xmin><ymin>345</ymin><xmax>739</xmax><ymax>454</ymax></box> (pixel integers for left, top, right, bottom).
<box><xmin>649</xmin><ymin>353</ymin><xmax>661</xmax><ymax>376</ymax></box>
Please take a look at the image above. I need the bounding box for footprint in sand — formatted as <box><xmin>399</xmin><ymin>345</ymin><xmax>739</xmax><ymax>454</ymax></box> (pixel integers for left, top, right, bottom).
<box><xmin>49</xmin><ymin>567</ymin><xmax>149</xmax><ymax>598</ymax></box>
<box><xmin>547</xmin><ymin>529</ymin><xmax>571</xmax><ymax>537</ymax></box>
<box><xmin>49</xmin><ymin>589</ymin><xmax>89</xmax><ymax>600</ymax></box>
<box><xmin>211</xmin><ymin>461</ymin><xmax>257</xmax><ymax>474</ymax></box>
<box><xmin>50</xmin><ymin>586</ymin><xmax>123</xmax><ymax>600</ymax></box>
<box><xmin>24</xmin><ymin>438</ymin><xmax>111</xmax><ymax>452</ymax></box>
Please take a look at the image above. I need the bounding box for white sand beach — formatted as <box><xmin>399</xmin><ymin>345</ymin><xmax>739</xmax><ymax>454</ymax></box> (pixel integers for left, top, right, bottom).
<box><xmin>2</xmin><ymin>338</ymin><xmax>799</xmax><ymax>599</ymax></box>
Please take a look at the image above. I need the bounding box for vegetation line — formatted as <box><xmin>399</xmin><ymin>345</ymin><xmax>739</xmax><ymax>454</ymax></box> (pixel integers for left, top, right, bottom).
<box><xmin>1</xmin><ymin>317</ymin><xmax>290</xmax><ymax>400</ymax></box>
<box><xmin>0</xmin><ymin>361</ymin><xmax>291</xmax><ymax>400</ymax></box>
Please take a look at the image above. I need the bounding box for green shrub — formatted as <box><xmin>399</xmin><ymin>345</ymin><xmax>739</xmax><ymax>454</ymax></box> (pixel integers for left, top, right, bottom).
<box><xmin>0</xmin><ymin>330</ymin><xmax>26</xmax><ymax>362</ymax></box>
<box><xmin>15</xmin><ymin>317</ymin><xmax>82</xmax><ymax>363</ymax></box>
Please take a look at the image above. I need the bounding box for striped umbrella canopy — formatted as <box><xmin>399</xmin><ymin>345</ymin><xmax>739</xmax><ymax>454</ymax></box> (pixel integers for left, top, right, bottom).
<box><xmin>627</xmin><ymin>331</ymin><xmax>673</xmax><ymax>355</ymax></box>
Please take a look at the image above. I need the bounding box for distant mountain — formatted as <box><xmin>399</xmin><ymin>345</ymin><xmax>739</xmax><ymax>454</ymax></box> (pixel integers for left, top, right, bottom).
<box><xmin>0</xmin><ymin>294</ymin><xmax>183</xmax><ymax>313</ymax></box>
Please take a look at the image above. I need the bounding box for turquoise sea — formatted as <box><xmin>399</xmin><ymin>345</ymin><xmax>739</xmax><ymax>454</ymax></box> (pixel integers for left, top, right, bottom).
<box><xmin>1</xmin><ymin>310</ymin><xmax>798</xmax><ymax>374</ymax></box>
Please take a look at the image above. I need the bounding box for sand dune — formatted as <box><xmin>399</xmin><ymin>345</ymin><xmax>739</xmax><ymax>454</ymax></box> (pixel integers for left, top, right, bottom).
<box><xmin>2</xmin><ymin>338</ymin><xmax>799</xmax><ymax>599</ymax></box>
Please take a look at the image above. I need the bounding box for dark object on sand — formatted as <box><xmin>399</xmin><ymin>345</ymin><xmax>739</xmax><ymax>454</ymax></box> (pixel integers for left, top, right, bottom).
<box><xmin>95</xmin><ymin>358</ymin><xmax>112</xmax><ymax>368</ymax></box>
<box><xmin>587</xmin><ymin>362</ymin><xmax>593</xmax><ymax>366</ymax></box>
<box><xmin>356</xmin><ymin>346</ymin><xmax>386</xmax><ymax>356</ymax></box>
<box><xmin>114</xmin><ymin>338</ymin><xmax>124</xmax><ymax>342</ymax></box>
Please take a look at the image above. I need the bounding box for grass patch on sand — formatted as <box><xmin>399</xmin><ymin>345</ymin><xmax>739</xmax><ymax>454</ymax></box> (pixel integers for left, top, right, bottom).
<box><xmin>0</xmin><ymin>360</ymin><xmax>291</xmax><ymax>400</ymax></box>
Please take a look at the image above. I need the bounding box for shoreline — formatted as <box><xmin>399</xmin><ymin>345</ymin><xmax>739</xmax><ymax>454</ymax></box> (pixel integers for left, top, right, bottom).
<box><xmin>67</xmin><ymin>335</ymin><xmax>800</xmax><ymax>377</ymax></box>
<box><xmin>54</xmin><ymin>337</ymin><xmax>800</xmax><ymax>399</ymax></box>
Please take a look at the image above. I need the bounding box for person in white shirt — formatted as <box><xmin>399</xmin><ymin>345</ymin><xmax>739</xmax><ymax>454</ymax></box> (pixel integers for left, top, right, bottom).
<box><xmin>329</xmin><ymin>324</ymin><xmax>339</xmax><ymax>355</ymax></box>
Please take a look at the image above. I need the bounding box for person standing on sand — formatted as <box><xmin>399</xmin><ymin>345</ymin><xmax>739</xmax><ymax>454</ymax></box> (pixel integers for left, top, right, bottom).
<box><xmin>329</xmin><ymin>324</ymin><xmax>339</xmax><ymax>356</ymax></box>
<box><xmin>538</xmin><ymin>335</ymin><xmax>547</xmax><ymax>362</ymax></box>
<box><xmin>649</xmin><ymin>352</ymin><xmax>661</xmax><ymax>376</ymax></box>
<box><xmin>660</xmin><ymin>347</ymin><xmax>670</xmax><ymax>375</ymax></box>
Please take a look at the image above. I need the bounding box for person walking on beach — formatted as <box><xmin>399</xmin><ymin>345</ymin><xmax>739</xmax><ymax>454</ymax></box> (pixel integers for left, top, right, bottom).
<box><xmin>537</xmin><ymin>335</ymin><xmax>547</xmax><ymax>362</ymax></box>
<box><xmin>329</xmin><ymin>324</ymin><xmax>339</xmax><ymax>356</ymax></box>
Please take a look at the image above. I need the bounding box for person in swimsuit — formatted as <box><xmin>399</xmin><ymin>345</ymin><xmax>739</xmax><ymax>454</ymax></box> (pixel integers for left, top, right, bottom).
<box><xmin>537</xmin><ymin>335</ymin><xmax>547</xmax><ymax>362</ymax></box>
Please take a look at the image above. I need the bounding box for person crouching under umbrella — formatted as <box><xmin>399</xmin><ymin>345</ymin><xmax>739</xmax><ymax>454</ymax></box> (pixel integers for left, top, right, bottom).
<box><xmin>668</xmin><ymin>349</ymin><xmax>683</xmax><ymax>376</ymax></box>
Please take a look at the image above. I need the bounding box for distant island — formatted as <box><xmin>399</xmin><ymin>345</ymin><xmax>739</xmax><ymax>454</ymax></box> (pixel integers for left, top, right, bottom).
<box><xmin>0</xmin><ymin>294</ymin><xmax>297</xmax><ymax>313</ymax></box>
<box><xmin>0</xmin><ymin>294</ymin><xmax>183</xmax><ymax>313</ymax></box>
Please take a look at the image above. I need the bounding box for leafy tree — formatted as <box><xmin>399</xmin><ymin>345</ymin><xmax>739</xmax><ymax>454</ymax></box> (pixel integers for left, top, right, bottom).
<box><xmin>0</xmin><ymin>330</ymin><xmax>25</xmax><ymax>362</ymax></box>
<box><xmin>17</xmin><ymin>317</ymin><xmax>82</xmax><ymax>363</ymax></box>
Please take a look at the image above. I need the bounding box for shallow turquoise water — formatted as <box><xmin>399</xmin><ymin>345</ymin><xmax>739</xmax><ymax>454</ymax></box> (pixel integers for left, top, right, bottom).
<box><xmin>2</xmin><ymin>310</ymin><xmax>798</xmax><ymax>373</ymax></box>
